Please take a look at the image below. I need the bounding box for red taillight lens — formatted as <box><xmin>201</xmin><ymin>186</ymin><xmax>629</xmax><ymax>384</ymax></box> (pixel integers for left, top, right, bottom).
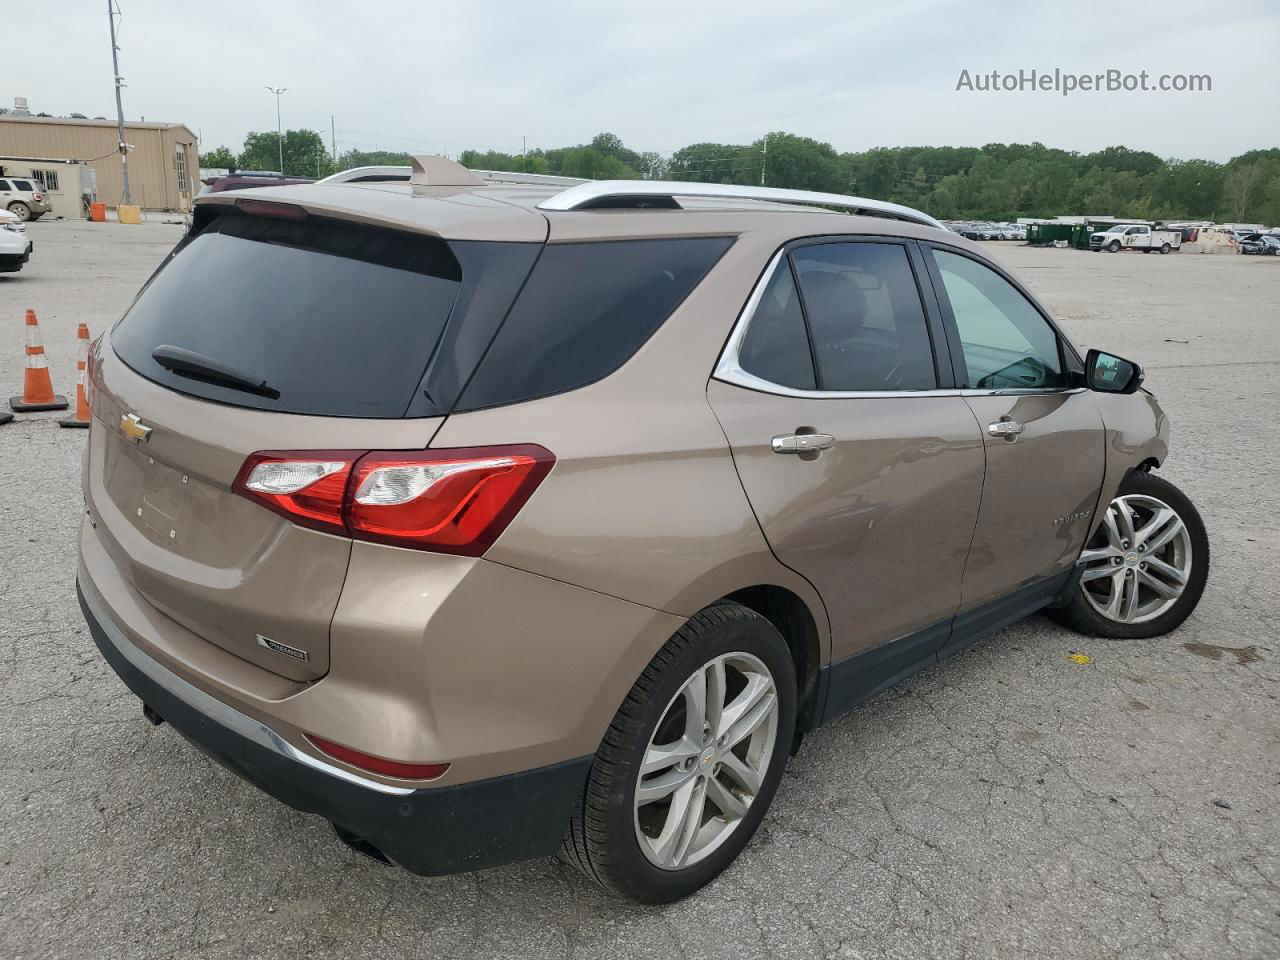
<box><xmin>348</xmin><ymin>445</ymin><xmax>554</xmax><ymax>555</ymax></box>
<box><xmin>306</xmin><ymin>734</ymin><xmax>449</xmax><ymax>781</ymax></box>
<box><xmin>231</xmin><ymin>445</ymin><xmax>554</xmax><ymax>555</ymax></box>
<box><xmin>232</xmin><ymin>451</ymin><xmax>361</xmax><ymax>535</ymax></box>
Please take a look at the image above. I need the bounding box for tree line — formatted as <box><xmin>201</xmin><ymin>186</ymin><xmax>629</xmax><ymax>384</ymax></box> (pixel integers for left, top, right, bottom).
<box><xmin>201</xmin><ymin>130</ymin><xmax>1280</xmax><ymax>225</ymax></box>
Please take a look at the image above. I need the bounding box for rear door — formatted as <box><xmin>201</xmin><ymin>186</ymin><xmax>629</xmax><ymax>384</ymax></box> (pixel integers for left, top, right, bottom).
<box><xmin>708</xmin><ymin>237</ymin><xmax>985</xmax><ymax>701</ymax></box>
<box><xmin>924</xmin><ymin>245</ymin><xmax>1104</xmax><ymax>620</ymax></box>
<box><xmin>88</xmin><ymin>207</ymin><xmax>535</xmax><ymax>680</ymax></box>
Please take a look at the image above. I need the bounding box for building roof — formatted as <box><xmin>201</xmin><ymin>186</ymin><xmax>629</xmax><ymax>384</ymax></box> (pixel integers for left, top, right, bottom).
<box><xmin>0</xmin><ymin>115</ymin><xmax>196</xmax><ymax>139</ymax></box>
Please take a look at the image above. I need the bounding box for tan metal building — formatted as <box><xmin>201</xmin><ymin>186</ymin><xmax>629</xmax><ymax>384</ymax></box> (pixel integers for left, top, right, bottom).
<box><xmin>0</xmin><ymin>115</ymin><xmax>199</xmax><ymax>212</ymax></box>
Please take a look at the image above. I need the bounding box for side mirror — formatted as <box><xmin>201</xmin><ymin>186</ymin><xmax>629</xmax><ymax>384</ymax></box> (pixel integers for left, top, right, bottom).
<box><xmin>1085</xmin><ymin>348</ymin><xmax>1143</xmax><ymax>394</ymax></box>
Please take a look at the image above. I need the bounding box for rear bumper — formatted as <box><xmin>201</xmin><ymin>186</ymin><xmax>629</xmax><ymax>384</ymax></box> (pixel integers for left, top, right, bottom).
<box><xmin>79</xmin><ymin>581</ymin><xmax>591</xmax><ymax>875</ymax></box>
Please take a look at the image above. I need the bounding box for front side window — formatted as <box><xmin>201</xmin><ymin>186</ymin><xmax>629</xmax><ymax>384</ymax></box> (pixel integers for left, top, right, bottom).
<box><xmin>933</xmin><ymin>249</ymin><xmax>1065</xmax><ymax>390</ymax></box>
<box><xmin>792</xmin><ymin>242</ymin><xmax>936</xmax><ymax>392</ymax></box>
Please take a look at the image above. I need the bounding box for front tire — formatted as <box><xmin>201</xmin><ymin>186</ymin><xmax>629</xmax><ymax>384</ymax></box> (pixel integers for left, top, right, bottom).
<box><xmin>1052</xmin><ymin>471</ymin><xmax>1208</xmax><ymax>639</ymax></box>
<box><xmin>561</xmin><ymin>602</ymin><xmax>797</xmax><ymax>903</ymax></box>
<box><xmin>1108</xmin><ymin>240</ymin><xmax>1121</xmax><ymax>252</ymax></box>
<box><xmin>7</xmin><ymin>201</ymin><xmax>31</xmax><ymax>221</ymax></box>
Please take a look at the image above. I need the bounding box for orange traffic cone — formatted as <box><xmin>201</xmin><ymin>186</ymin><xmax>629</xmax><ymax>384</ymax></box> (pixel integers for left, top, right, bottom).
<box><xmin>9</xmin><ymin>309</ymin><xmax>68</xmax><ymax>412</ymax></box>
<box><xmin>58</xmin><ymin>323</ymin><xmax>92</xmax><ymax>428</ymax></box>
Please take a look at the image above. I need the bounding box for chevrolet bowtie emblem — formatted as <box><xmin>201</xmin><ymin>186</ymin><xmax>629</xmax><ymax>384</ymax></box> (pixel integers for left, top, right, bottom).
<box><xmin>120</xmin><ymin>413</ymin><xmax>153</xmax><ymax>443</ymax></box>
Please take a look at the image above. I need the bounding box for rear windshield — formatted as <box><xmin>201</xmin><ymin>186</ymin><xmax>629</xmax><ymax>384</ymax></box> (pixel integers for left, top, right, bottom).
<box><xmin>112</xmin><ymin>213</ymin><xmax>465</xmax><ymax>418</ymax></box>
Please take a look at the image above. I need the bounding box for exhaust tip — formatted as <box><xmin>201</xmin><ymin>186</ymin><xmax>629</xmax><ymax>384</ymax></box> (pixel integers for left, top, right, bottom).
<box><xmin>331</xmin><ymin>821</ymin><xmax>391</xmax><ymax>865</ymax></box>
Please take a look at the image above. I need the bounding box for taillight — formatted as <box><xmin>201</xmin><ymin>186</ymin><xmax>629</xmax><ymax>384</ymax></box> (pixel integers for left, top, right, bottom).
<box><xmin>306</xmin><ymin>734</ymin><xmax>449</xmax><ymax>781</ymax></box>
<box><xmin>231</xmin><ymin>445</ymin><xmax>554</xmax><ymax>556</ymax></box>
<box><xmin>233</xmin><ymin>451</ymin><xmax>360</xmax><ymax>536</ymax></box>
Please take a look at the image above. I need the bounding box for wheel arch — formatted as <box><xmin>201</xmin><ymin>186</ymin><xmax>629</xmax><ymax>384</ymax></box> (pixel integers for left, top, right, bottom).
<box><xmin>720</xmin><ymin>584</ymin><xmax>824</xmax><ymax>734</ymax></box>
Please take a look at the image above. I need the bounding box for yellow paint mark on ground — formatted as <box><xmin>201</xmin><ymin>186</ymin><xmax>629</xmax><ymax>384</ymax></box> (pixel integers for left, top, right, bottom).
<box><xmin>1068</xmin><ymin>653</ymin><xmax>1093</xmax><ymax>665</ymax></box>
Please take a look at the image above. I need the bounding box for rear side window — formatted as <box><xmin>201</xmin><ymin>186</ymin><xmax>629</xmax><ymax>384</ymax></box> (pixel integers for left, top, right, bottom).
<box><xmin>112</xmin><ymin>213</ymin><xmax>464</xmax><ymax>418</ymax></box>
<box><xmin>457</xmin><ymin>236</ymin><xmax>733</xmax><ymax>411</ymax></box>
<box><xmin>12</xmin><ymin>180</ymin><xmax>34</xmax><ymax>191</ymax></box>
<box><xmin>738</xmin><ymin>261</ymin><xmax>815</xmax><ymax>390</ymax></box>
<box><xmin>792</xmin><ymin>242</ymin><xmax>936</xmax><ymax>392</ymax></box>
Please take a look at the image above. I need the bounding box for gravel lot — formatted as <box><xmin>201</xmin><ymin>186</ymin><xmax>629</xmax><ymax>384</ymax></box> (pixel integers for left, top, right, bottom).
<box><xmin>1</xmin><ymin>220</ymin><xmax>1277</xmax><ymax>960</ymax></box>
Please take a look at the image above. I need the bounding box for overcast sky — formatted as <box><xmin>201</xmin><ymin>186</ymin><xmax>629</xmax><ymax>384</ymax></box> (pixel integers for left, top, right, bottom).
<box><xmin>12</xmin><ymin>1</ymin><xmax>1277</xmax><ymax>163</ymax></box>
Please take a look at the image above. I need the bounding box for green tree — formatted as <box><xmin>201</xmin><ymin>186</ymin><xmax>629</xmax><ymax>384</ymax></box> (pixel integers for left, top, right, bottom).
<box><xmin>335</xmin><ymin>148</ymin><xmax>413</xmax><ymax>169</ymax></box>
<box><xmin>239</xmin><ymin>129</ymin><xmax>334</xmax><ymax>178</ymax></box>
<box><xmin>199</xmin><ymin>146</ymin><xmax>237</xmax><ymax>170</ymax></box>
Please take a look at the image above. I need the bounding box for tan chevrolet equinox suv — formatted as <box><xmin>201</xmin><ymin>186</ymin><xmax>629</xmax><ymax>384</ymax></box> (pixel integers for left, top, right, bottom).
<box><xmin>78</xmin><ymin>156</ymin><xmax>1209</xmax><ymax>903</ymax></box>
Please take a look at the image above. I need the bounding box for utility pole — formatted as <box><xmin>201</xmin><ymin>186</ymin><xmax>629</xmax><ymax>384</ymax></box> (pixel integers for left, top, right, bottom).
<box><xmin>107</xmin><ymin>0</ymin><xmax>132</xmax><ymax>205</ymax></box>
<box><xmin>330</xmin><ymin>115</ymin><xmax>336</xmax><ymax>167</ymax></box>
<box><xmin>265</xmin><ymin>86</ymin><xmax>286</xmax><ymax>174</ymax></box>
<box><xmin>522</xmin><ymin>136</ymin><xmax>527</xmax><ymax>173</ymax></box>
<box><xmin>760</xmin><ymin>134</ymin><xmax>768</xmax><ymax>187</ymax></box>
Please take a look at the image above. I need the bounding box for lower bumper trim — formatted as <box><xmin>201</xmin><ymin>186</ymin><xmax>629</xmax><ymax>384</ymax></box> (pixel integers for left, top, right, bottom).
<box><xmin>78</xmin><ymin>580</ymin><xmax>593</xmax><ymax>875</ymax></box>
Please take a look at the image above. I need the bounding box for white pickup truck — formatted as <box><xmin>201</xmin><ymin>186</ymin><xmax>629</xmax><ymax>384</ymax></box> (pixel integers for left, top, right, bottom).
<box><xmin>1089</xmin><ymin>223</ymin><xmax>1181</xmax><ymax>254</ymax></box>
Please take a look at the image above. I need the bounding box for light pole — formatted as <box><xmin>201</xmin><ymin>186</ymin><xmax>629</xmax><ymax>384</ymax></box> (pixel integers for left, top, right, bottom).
<box><xmin>107</xmin><ymin>0</ymin><xmax>132</xmax><ymax>205</ymax></box>
<box><xmin>265</xmin><ymin>86</ymin><xmax>286</xmax><ymax>174</ymax></box>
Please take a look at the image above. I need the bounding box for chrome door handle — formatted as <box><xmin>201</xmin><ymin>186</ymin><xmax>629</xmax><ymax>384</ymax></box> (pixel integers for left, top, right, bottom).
<box><xmin>987</xmin><ymin>419</ymin><xmax>1024</xmax><ymax>440</ymax></box>
<box><xmin>772</xmin><ymin>432</ymin><xmax>835</xmax><ymax>454</ymax></box>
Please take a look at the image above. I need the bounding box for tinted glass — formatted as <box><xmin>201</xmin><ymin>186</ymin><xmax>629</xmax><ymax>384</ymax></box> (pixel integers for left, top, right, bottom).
<box><xmin>0</xmin><ymin>181</ymin><xmax>10</xmax><ymax>191</ymax></box>
<box><xmin>792</xmin><ymin>242</ymin><xmax>936</xmax><ymax>391</ymax></box>
<box><xmin>12</xmin><ymin>180</ymin><xmax>34</xmax><ymax>191</ymax></box>
<box><xmin>112</xmin><ymin>213</ymin><xmax>463</xmax><ymax>418</ymax></box>
<box><xmin>933</xmin><ymin>249</ymin><xmax>1064</xmax><ymax>389</ymax></box>
<box><xmin>458</xmin><ymin>236</ymin><xmax>733</xmax><ymax>411</ymax></box>
<box><xmin>738</xmin><ymin>260</ymin><xmax>815</xmax><ymax>390</ymax></box>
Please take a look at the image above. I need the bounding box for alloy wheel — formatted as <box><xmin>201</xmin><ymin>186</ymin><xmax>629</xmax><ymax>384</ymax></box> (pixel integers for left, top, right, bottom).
<box><xmin>1078</xmin><ymin>493</ymin><xmax>1193</xmax><ymax>623</ymax></box>
<box><xmin>633</xmin><ymin>652</ymin><xmax>779</xmax><ymax>870</ymax></box>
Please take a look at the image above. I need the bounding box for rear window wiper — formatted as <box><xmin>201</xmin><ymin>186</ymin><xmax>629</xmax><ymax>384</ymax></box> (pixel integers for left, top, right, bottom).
<box><xmin>152</xmin><ymin>345</ymin><xmax>281</xmax><ymax>399</ymax></box>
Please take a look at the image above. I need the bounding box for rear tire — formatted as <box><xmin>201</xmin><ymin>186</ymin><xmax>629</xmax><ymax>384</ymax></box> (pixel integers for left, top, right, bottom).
<box><xmin>1051</xmin><ymin>471</ymin><xmax>1208</xmax><ymax>639</ymax></box>
<box><xmin>1160</xmin><ymin>243</ymin><xmax>1172</xmax><ymax>254</ymax></box>
<box><xmin>561</xmin><ymin>602</ymin><xmax>797</xmax><ymax>903</ymax></box>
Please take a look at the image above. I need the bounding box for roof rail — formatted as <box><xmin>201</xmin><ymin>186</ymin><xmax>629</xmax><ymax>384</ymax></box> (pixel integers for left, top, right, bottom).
<box><xmin>316</xmin><ymin>164</ymin><xmax>591</xmax><ymax>188</ymax></box>
<box><xmin>536</xmin><ymin>180</ymin><xmax>942</xmax><ymax>229</ymax></box>
<box><xmin>470</xmin><ymin>169</ymin><xmax>591</xmax><ymax>187</ymax></box>
<box><xmin>316</xmin><ymin>165</ymin><xmax>412</xmax><ymax>184</ymax></box>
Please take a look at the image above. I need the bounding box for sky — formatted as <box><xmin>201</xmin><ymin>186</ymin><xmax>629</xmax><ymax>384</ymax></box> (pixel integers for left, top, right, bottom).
<box><xmin>9</xmin><ymin>1</ymin><xmax>1277</xmax><ymax>163</ymax></box>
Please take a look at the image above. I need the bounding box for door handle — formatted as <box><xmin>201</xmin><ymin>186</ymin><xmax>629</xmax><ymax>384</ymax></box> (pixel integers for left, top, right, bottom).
<box><xmin>987</xmin><ymin>418</ymin><xmax>1024</xmax><ymax>441</ymax></box>
<box><xmin>772</xmin><ymin>432</ymin><xmax>836</xmax><ymax>455</ymax></box>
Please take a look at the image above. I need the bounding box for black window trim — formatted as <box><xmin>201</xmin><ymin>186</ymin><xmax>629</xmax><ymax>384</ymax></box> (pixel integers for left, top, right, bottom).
<box><xmin>919</xmin><ymin>240</ymin><xmax>1085</xmax><ymax>394</ymax></box>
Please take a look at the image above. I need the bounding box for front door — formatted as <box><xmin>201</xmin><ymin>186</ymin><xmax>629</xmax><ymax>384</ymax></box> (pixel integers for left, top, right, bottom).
<box><xmin>925</xmin><ymin>246</ymin><xmax>1105</xmax><ymax>619</ymax></box>
<box><xmin>708</xmin><ymin>238</ymin><xmax>985</xmax><ymax>707</ymax></box>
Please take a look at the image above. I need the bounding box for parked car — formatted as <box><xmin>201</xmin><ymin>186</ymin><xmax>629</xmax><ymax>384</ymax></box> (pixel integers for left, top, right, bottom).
<box><xmin>1089</xmin><ymin>224</ymin><xmax>1181</xmax><ymax>253</ymax></box>
<box><xmin>1239</xmin><ymin>233</ymin><xmax>1280</xmax><ymax>256</ymax></box>
<box><xmin>78</xmin><ymin>162</ymin><xmax>1209</xmax><ymax>904</ymax></box>
<box><xmin>0</xmin><ymin>208</ymin><xmax>33</xmax><ymax>272</ymax></box>
<box><xmin>0</xmin><ymin>175</ymin><xmax>52</xmax><ymax>221</ymax></box>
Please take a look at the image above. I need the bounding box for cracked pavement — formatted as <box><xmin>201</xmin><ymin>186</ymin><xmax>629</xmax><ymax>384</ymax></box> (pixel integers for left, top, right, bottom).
<box><xmin>1</xmin><ymin>222</ymin><xmax>1277</xmax><ymax>959</ymax></box>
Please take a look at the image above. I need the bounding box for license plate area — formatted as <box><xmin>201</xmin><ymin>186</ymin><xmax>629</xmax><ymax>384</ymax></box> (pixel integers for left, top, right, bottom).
<box><xmin>104</xmin><ymin>439</ymin><xmax>190</xmax><ymax>545</ymax></box>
